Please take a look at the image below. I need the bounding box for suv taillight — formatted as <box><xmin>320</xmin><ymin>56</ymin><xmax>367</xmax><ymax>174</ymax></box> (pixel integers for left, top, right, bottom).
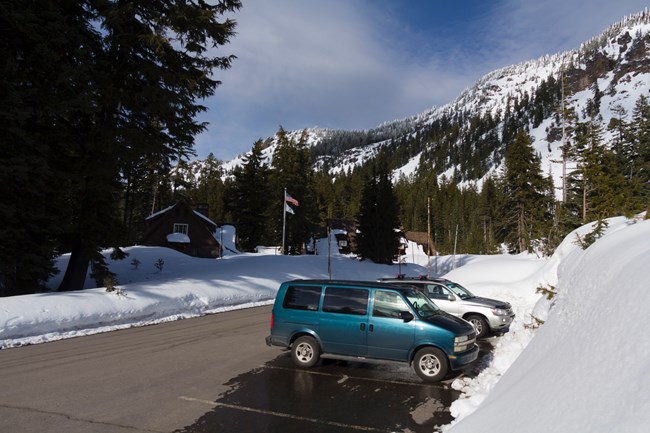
<box><xmin>270</xmin><ymin>312</ymin><xmax>274</xmax><ymax>330</ymax></box>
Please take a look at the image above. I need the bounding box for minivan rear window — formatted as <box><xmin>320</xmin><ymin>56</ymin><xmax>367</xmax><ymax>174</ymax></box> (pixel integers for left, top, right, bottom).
<box><xmin>322</xmin><ymin>287</ymin><xmax>369</xmax><ymax>315</ymax></box>
<box><xmin>283</xmin><ymin>285</ymin><xmax>322</xmax><ymax>311</ymax></box>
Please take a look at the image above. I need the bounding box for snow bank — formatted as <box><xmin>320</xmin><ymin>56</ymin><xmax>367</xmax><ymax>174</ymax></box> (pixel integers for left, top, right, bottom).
<box><xmin>446</xmin><ymin>217</ymin><xmax>650</xmax><ymax>433</ymax></box>
<box><xmin>0</xmin><ymin>245</ymin><xmax>427</xmax><ymax>348</ymax></box>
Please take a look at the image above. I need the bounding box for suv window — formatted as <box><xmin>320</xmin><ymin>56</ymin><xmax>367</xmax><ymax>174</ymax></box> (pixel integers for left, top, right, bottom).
<box><xmin>373</xmin><ymin>290</ymin><xmax>409</xmax><ymax>319</ymax></box>
<box><xmin>322</xmin><ymin>287</ymin><xmax>369</xmax><ymax>315</ymax></box>
<box><xmin>283</xmin><ymin>285</ymin><xmax>322</xmax><ymax>311</ymax></box>
<box><xmin>425</xmin><ymin>284</ymin><xmax>449</xmax><ymax>300</ymax></box>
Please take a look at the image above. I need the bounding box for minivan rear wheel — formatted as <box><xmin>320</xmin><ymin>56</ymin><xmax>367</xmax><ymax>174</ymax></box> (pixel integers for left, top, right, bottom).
<box><xmin>413</xmin><ymin>347</ymin><xmax>448</xmax><ymax>382</ymax></box>
<box><xmin>291</xmin><ymin>336</ymin><xmax>320</xmax><ymax>368</ymax></box>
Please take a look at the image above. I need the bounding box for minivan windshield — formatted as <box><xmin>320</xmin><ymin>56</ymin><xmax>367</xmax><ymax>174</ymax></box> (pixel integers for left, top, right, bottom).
<box><xmin>445</xmin><ymin>282</ymin><xmax>475</xmax><ymax>299</ymax></box>
<box><xmin>403</xmin><ymin>289</ymin><xmax>440</xmax><ymax>319</ymax></box>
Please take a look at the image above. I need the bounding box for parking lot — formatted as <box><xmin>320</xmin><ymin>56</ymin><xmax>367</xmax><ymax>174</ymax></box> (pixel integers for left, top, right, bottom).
<box><xmin>0</xmin><ymin>306</ymin><xmax>494</xmax><ymax>433</ymax></box>
<box><xmin>175</xmin><ymin>341</ymin><xmax>494</xmax><ymax>433</ymax></box>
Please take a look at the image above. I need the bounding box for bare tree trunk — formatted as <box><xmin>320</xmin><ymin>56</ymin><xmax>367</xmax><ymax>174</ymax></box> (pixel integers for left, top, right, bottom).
<box><xmin>58</xmin><ymin>234</ymin><xmax>90</xmax><ymax>291</ymax></box>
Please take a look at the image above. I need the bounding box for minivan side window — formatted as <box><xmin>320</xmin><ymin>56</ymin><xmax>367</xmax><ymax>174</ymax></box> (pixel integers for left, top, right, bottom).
<box><xmin>322</xmin><ymin>287</ymin><xmax>369</xmax><ymax>315</ymax></box>
<box><xmin>373</xmin><ymin>290</ymin><xmax>410</xmax><ymax>319</ymax></box>
<box><xmin>283</xmin><ymin>285</ymin><xmax>322</xmax><ymax>311</ymax></box>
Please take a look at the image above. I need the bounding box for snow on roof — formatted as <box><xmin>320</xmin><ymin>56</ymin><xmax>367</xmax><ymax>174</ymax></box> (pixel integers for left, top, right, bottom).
<box><xmin>146</xmin><ymin>204</ymin><xmax>175</xmax><ymax>221</ymax></box>
<box><xmin>193</xmin><ymin>210</ymin><xmax>217</xmax><ymax>227</ymax></box>
<box><xmin>144</xmin><ymin>202</ymin><xmax>218</xmax><ymax>228</ymax></box>
<box><xmin>166</xmin><ymin>233</ymin><xmax>190</xmax><ymax>244</ymax></box>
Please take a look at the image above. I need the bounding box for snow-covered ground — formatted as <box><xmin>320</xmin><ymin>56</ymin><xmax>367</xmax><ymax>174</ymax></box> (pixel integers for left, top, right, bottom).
<box><xmin>1</xmin><ymin>215</ymin><xmax>648</xmax><ymax>432</ymax></box>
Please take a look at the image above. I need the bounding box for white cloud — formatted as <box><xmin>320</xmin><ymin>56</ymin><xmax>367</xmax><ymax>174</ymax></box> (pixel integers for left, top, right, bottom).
<box><xmin>195</xmin><ymin>0</ymin><xmax>649</xmax><ymax>160</ymax></box>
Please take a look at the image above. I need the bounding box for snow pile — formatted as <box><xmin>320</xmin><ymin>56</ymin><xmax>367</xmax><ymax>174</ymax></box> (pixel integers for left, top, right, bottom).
<box><xmin>0</xmin><ymin>236</ymin><xmax>428</xmax><ymax>347</ymax></box>
<box><xmin>445</xmin><ymin>216</ymin><xmax>650</xmax><ymax>433</ymax></box>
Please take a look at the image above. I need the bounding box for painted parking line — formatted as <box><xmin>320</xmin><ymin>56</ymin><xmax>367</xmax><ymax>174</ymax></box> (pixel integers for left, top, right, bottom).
<box><xmin>179</xmin><ymin>396</ymin><xmax>389</xmax><ymax>432</ymax></box>
<box><xmin>264</xmin><ymin>365</ymin><xmax>450</xmax><ymax>387</ymax></box>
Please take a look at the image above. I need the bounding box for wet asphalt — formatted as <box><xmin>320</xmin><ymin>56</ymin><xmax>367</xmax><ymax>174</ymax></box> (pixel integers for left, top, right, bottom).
<box><xmin>174</xmin><ymin>340</ymin><xmax>494</xmax><ymax>433</ymax></box>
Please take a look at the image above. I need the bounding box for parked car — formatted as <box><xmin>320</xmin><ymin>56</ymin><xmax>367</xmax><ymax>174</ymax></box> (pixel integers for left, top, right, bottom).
<box><xmin>379</xmin><ymin>277</ymin><xmax>515</xmax><ymax>338</ymax></box>
<box><xmin>266</xmin><ymin>280</ymin><xmax>478</xmax><ymax>382</ymax></box>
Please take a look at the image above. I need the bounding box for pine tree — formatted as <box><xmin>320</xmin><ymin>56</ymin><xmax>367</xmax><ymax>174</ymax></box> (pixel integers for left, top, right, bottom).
<box><xmin>570</xmin><ymin>116</ymin><xmax>626</xmax><ymax>222</ymax></box>
<box><xmin>55</xmin><ymin>0</ymin><xmax>241</xmax><ymax>290</ymax></box>
<box><xmin>626</xmin><ymin>95</ymin><xmax>650</xmax><ymax>214</ymax></box>
<box><xmin>356</xmin><ymin>154</ymin><xmax>401</xmax><ymax>264</ymax></box>
<box><xmin>270</xmin><ymin>128</ymin><xmax>319</xmax><ymax>253</ymax></box>
<box><xmin>477</xmin><ymin>176</ymin><xmax>504</xmax><ymax>253</ymax></box>
<box><xmin>499</xmin><ymin>129</ymin><xmax>553</xmax><ymax>253</ymax></box>
<box><xmin>580</xmin><ymin>119</ymin><xmax>627</xmax><ymax>220</ymax></box>
<box><xmin>0</xmin><ymin>1</ymin><xmax>100</xmax><ymax>295</ymax></box>
<box><xmin>232</xmin><ymin>141</ymin><xmax>271</xmax><ymax>252</ymax></box>
<box><xmin>189</xmin><ymin>154</ymin><xmax>226</xmax><ymax>223</ymax></box>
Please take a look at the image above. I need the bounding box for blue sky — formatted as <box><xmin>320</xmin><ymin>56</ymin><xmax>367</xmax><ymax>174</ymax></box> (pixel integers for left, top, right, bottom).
<box><xmin>195</xmin><ymin>0</ymin><xmax>648</xmax><ymax>161</ymax></box>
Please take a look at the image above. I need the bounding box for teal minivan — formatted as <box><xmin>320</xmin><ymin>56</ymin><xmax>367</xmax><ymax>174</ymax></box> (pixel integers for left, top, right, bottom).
<box><xmin>266</xmin><ymin>280</ymin><xmax>478</xmax><ymax>382</ymax></box>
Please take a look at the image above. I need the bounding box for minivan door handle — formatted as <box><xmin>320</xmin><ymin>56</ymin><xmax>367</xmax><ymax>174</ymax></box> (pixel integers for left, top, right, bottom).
<box><xmin>360</xmin><ymin>323</ymin><xmax>366</xmax><ymax>331</ymax></box>
<box><xmin>369</xmin><ymin>324</ymin><xmax>374</xmax><ymax>332</ymax></box>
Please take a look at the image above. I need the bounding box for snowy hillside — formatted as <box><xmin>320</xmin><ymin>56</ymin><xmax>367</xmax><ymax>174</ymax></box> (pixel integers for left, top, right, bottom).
<box><xmin>193</xmin><ymin>10</ymin><xmax>650</xmax><ymax>196</ymax></box>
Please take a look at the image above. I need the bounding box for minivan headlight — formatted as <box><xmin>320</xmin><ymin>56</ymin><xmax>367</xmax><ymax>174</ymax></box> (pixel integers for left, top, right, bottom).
<box><xmin>454</xmin><ymin>335</ymin><xmax>473</xmax><ymax>352</ymax></box>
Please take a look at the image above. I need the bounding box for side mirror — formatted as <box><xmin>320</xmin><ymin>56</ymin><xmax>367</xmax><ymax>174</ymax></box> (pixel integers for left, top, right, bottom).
<box><xmin>400</xmin><ymin>311</ymin><xmax>414</xmax><ymax>322</ymax></box>
<box><xmin>448</xmin><ymin>294</ymin><xmax>456</xmax><ymax>301</ymax></box>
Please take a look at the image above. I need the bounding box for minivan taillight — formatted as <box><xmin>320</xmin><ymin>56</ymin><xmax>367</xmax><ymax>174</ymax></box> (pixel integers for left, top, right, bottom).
<box><xmin>270</xmin><ymin>312</ymin><xmax>274</xmax><ymax>330</ymax></box>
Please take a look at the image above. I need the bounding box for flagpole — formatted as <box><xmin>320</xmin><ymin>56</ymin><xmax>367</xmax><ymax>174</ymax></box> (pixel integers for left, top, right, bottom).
<box><xmin>282</xmin><ymin>188</ymin><xmax>286</xmax><ymax>255</ymax></box>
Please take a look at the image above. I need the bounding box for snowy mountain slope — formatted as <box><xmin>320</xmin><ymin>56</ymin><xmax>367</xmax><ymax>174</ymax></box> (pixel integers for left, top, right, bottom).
<box><xmin>400</xmin><ymin>10</ymin><xmax>650</xmax><ymax>191</ymax></box>
<box><xmin>184</xmin><ymin>10</ymin><xmax>650</xmax><ymax>191</ymax></box>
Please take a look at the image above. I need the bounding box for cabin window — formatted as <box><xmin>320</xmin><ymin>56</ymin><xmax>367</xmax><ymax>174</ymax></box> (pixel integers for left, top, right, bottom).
<box><xmin>173</xmin><ymin>223</ymin><xmax>188</xmax><ymax>235</ymax></box>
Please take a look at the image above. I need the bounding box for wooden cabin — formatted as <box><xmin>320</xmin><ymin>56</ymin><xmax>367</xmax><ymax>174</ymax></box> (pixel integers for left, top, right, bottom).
<box><xmin>141</xmin><ymin>199</ymin><xmax>222</xmax><ymax>258</ymax></box>
<box><xmin>404</xmin><ymin>231</ymin><xmax>435</xmax><ymax>255</ymax></box>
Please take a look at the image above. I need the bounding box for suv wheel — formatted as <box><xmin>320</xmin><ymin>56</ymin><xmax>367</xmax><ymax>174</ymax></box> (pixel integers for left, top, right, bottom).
<box><xmin>291</xmin><ymin>336</ymin><xmax>320</xmax><ymax>368</ymax></box>
<box><xmin>413</xmin><ymin>347</ymin><xmax>448</xmax><ymax>382</ymax></box>
<box><xmin>467</xmin><ymin>314</ymin><xmax>489</xmax><ymax>339</ymax></box>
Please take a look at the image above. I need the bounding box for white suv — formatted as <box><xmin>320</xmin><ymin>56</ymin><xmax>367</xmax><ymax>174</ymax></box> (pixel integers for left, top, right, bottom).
<box><xmin>380</xmin><ymin>277</ymin><xmax>515</xmax><ymax>338</ymax></box>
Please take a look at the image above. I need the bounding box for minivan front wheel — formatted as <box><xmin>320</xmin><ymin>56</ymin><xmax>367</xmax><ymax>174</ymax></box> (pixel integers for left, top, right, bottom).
<box><xmin>413</xmin><ymin>347</ymin><xmax>448</xmax><ymax>382</ymax></box>
<box><xmin>291</xmin><ymin>336</ymin><xmax>320</xmax><ymax>368</ymax></box>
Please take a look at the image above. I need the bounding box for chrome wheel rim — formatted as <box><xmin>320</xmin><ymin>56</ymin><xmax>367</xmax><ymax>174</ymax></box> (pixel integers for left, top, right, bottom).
<box><xmin>470</xmin><ymin>318</ymin><xmax>483</xmax><ymax>335</ymax></box>
<box><xmin>295</xmin><ymin>342</ymin><xmax>314</xmax><ymax>363</ymax></box>
<box><xmin>419</xmin><ymin>354</ymin><xmax>441</xmax><ymax>376</ymax></box>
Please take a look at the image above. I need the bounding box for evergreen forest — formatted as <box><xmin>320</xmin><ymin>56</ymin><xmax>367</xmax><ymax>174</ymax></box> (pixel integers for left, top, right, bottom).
<box><xmin>178</xmin><ymin>83</ymin><xmax>649</xmax><ymax>262</ymax></box>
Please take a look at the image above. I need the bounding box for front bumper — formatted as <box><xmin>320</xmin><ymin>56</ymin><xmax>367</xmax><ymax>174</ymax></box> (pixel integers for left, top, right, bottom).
<box><xmin>488</xmin><ymin>313</ymin><xmax>515</xmax><ymax>331</ymax></box>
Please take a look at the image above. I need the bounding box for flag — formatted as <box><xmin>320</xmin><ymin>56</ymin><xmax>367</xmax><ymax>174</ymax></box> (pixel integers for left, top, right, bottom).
<box><xmin>285</xmin><ymin>191</ymin><xmax>299</xmax><ymax>206</ymax></box>
<box><xmin>285</xmin><ymin>203</ymin><xmax>295</xmax><ymax>215</ymax></box>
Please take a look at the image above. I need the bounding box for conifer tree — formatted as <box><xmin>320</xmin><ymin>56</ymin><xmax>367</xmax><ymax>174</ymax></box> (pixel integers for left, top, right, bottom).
<box><xmin>189</xmin><ymin>153</ymin><xmax>226</xmax><ymax>222</ymax></box>
<box><xmin>582</xmin><ymin>118</ymin><xmax>627</xmax><ymax>220</ymax></box>
<box><xmin>626</xmin><ymin>95</ymin><xmax>650</xmax><ymax>214</ymax></box>
<box><xmin>270</xmin><ymin>128</ymin><xmax>318</xmax><ymax>253</ymax></box>
<box><xmin>499</xmin><ymin>130</ymin><xmax>553</xmax><ymax>253</ymax></box>
<box><xmin>55</xmin><ymin>0</ymin><xmax>241</xmax><ymax>290</ymax></box>
<box><xmin>0</xmin><ymin>1</ymin><xmax>100</xmax><ymax>295</ymax></box>
<box><xmin>2</xmin><ymin>1</ymin><xmax>242</xmax><ymax>294</ymax></box>
<box><xmin>356</xmin><ymin>154</ymin><xmax>401</xmax><ymax>264</ymax></box>
<box><xmin>232</xmin><ymin>141</ymin><xmax>271</xmax><ymax>252</ymax></box>
<box><xmin>120</xmin><ymin>152</ymin><xmax>173</xmax><ymax>245</ymax></box>
<box><xmin>477</xmin><ymin>176</ymin><xmax>503</xmax><ymax>253</ymax></box>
